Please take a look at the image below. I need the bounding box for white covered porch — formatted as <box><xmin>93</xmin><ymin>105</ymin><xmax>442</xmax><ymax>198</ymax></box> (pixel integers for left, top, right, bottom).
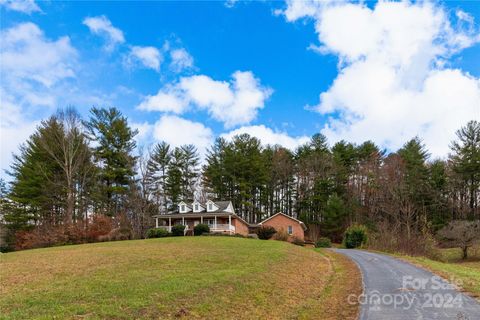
<box><xmin>155</xmin><ymin>215</ymin><xmax>236</xmax><ymax>235</ymax></box>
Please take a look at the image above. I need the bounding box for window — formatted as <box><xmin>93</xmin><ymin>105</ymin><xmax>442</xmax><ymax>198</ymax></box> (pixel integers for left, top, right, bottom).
<box><xmin>205</xmin><ymin>219</ymin><xmax>215</xmax><ymax>227</ymax></box>
<box><xmin>181</xmin><ymin>205</ymin><xmax>185</xmax><ymax>212</ymax></box>
<box><xmin>208</xmin><ymin>203</ymin><xmax>213</xmax><ymax>211</ymax></box>
<box><xmin>287</xmin><ymin>225</ymin><xmax>293</xmax><ymax>235</ymax></box>
<box><xmin>195</xmin><ymin>204</ymin><xmax>199</xmax><ymax>211</ymax></box>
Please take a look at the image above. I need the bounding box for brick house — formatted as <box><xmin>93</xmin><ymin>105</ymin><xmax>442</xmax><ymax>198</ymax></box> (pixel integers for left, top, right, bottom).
<box><xmin>153</xmin><ymin>201</ymin><xmax>306</xmax><ymax>240</ymax></box>
<box><xmin>258</xmin><ymin>212</ymin><xmax>307</xmax><ymax>241</ymax></box>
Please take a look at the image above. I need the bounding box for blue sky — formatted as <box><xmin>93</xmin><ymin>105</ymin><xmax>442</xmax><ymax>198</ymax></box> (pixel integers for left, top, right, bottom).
<box><xmin>1</xmin><ymin>0</ymin><xmax>480</xmax><ymax>178</ymax></box>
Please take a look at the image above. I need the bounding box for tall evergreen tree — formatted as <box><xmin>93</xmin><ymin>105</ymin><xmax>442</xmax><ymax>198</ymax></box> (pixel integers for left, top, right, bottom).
<box><xmin>147</xmin><ymin>142</ymin><xmax>171</xmax><ymax>213</ymax></box>
<box><xmin>165</xmin><ymin>147</ymin><xmax>183</xmax><ymax>209</ymax></box>
<box><xmin>84</xmin><ymin>107</ymin><xmax>138</xmax><ymax>216</ymax></box>
<box><xmin>450</xmin><ymin>120</ymin><xmax>480</xmax><ymax>219</ymax></box>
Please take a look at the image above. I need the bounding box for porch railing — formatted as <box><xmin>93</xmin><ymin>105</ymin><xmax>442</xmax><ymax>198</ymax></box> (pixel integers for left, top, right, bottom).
<box><xmin>157</xmin><ymin>224</ymin><xmax>235</xmax><ymax>233</ymax></box>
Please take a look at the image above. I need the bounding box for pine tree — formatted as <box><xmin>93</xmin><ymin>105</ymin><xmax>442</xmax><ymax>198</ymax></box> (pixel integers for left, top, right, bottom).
<box><xmin>147</xmin><ymin>142</ymin><xmax>171</xmax><ymax>213</ymax></box>
<box><xmin>450</xmin><ymin>120</ymin><xmax>480</xmax><ymax>220</ymax></box>
<box><xmin>165</xmin><ymin>147</ymin><xmax>183</xmax><ymax>209</ymax></box>
<box><xmin>84</xmin><ymin>107</ymin><xmax>138</xmax><ymax>216</ymax></box>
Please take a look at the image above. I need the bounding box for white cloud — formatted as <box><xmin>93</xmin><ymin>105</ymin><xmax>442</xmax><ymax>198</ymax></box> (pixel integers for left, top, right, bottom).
<box><xmin>137</xmin><ymin>84</ymin><xmax>188</xmax><ymax>113</ymax></box>
<box><xmin>0</xmin><ymin>23</ymin><xmax>78</xmax><ymax>178</ymax></box>
<box><xmin>152</xmin><ymin>115</ymin><xmax>214</xmax><ymax>157</ymax></box>
<box><xmin>169</xmin><ymin>48</ymin><xmax>194</xmax><ymax>72</ymax></box>
<box><xmin>221</xmin><ymin>125</ymin><xmax>310</xmax><ymax>150</ymax></box>
<box><xmin>1</xmin><ymin>22</ymin><xmax>77</xmax><ymax>87</ymax></box>
<box><xmin>0</xmin><ymin>90</ymin><xmax>39</xmax><ymax>176</ymax></box>
<box><xmin>224</xmin><ymin>0</ymin><xmax>238</xmax><ymax>8</ymax></box>
<box><xmin>127</xmin><ymin>46</ymin><xmax>162</xmax><ymax>71</ymax></box>
<box><xmin>83</xmin><ymin>15</ymin><xmax>125</xmax><ymax>51</ymax></box>
<box><xmin>280</xmin><ymin>1</ymin><xmax>480</xmax><ymax>157</ymax></box>
<box><xmin>0</xmin><ymin>0</ymin><xmax>41</xmax><ymax>14</ymax></box>
<box><xmin>138</xmin><ymin>71</ymin><xmax>272</xmax><ymax>128</ymax></box>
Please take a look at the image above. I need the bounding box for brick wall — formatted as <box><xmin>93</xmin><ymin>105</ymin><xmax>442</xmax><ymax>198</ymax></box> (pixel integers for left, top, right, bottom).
<box><xmin>262</xmin><ymin>214</ymin><xmax>305</xmax><ymax>241</ymax></box>
<box><xmin>233</xmin><ymin>218</ymin><xmax>249</xmax><ymax>236</ymax></box>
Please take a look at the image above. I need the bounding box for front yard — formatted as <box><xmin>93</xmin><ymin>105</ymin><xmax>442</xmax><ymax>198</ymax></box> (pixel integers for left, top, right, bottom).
<box><xmin>0</xmin><ymin>237</ymin><xmax>361</xmax><ymax>319</ymax></box>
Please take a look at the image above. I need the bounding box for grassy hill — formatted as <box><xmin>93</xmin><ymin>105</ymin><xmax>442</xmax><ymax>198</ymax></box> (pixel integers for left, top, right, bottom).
<box><xmin>0</xmin><ymin>237</ymin><xmax>360</xmax><ymax>319</ymax></box>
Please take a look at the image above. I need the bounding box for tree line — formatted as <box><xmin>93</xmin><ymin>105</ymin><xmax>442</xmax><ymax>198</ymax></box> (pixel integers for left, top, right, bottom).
<box><xmin>0</xmin><ymin>106</ymin><xmax>478</xmax><ymax>253</ymax></box>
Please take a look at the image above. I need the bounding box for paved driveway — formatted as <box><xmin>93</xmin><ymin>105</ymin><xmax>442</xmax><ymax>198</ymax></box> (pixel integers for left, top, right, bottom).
<box><xmin>335</xmin><ymin>249</ymin><xmax>480</xmax><ymax>320</ymax></box>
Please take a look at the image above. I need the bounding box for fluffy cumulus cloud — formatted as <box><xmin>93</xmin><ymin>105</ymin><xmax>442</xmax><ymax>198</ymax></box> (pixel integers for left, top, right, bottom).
<box><xmin>138</xmin><ymin>71</ymin><xmax>272</xmax><ymax>128</ymax></box>
<box><xmin>1</xmin><ymin>22</ymin><xmax>77</xmax><ymax>87</ymax></box>
<box><xmin>169</xmin><ymin>48</ymin><xmax>194</xmax><ymax>72</ymax></box>
<box><xmin>152</xmin><ymin>115</ymin><xmax>214</xmax><ymax>156</ymax></box>
<box><xmin>221</xmin><ymin>125</ymin><xmax>310</xmax><ymax>150</ymax></box>
<box><xmin>281</xmin><ymin>0</ymin><xmax>480</xmax><ymax>157</ymax></box>
<box><xmin>0</xmin><ymin>0</ymin><xmax>41</xmax><ymax>14</ymax></box>
<box><xmin>0</xmin><ymin>22</ymin><xmax>77</xmax><ymax>175</ymax></box>
<box><xmin>127</xmin><ymin>46</ymin><xmax>162</xmax><ymax>71</ymax></box>
<box><xmin>83</xmin><ymin>15</ymin><xmax>125</xmax><ymax>51</ymax></box>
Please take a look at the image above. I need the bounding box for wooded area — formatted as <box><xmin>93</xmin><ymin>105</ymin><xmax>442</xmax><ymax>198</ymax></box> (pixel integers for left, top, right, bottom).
<box><xmin>0</xmin><ymin>106</ymin><xmax>478</xmax><ymax>253</ymax></box>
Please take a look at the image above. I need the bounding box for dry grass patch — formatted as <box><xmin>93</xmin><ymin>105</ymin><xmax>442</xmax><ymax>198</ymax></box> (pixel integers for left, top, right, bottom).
<box><xmin>391</xmin><ymin>246</ymin><xmax>480</xmax><ymax>301</ymax></box>
<box><xmin>0</xmin><ymin>237</ymin><xmax>361</xmax><ymax>319</ymax></box>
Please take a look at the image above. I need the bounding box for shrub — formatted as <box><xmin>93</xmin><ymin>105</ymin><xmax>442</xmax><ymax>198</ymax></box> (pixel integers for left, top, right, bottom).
<box><xmin>171</xmin><ymin>224</ymin><xmax>186</xmax><ymax>236</ymax></box>
<box><xmin>273</xmin><ymin>229</ymin><xmax>289</xmax><ymax>241</ymax></box>
<box><xmin>146</xmin><ymin>228</ymin><xmax>170</xmax><ymax>238</ymax></box>
<box><xmin>86</xmin><ymin>214</ymin><xmax>114</xmax><ymax>242</ymax></box>
<box><xmin>194</xmin><ymin>224</ymin><xmax>210</xmax><ymax>236</ymax></box>
<box><xmin>292</xmin><ymin>236</ymin><xmax>305</xmax><ymax>246</ymax></box>
<box><xmin>343</xmin><ymin>225</ymin><xmax>368</xmax><ymax>249</ymax></box>
<box><xmin>257</xmin><ymin>226</ymin><xmax>276</xmax><ymax>240</ymax></box>
<box><xmin>315</xmin><ymin>237</ymin><xmax>332</xmax><ymax>248</ymax></box>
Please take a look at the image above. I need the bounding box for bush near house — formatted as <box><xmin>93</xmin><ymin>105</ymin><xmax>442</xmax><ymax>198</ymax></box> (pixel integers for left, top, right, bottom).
<box><xmin>343</xmin><ymin>225</ymin><xmax>368</xmax><ymax>249</ymax></box>
<box><xmin>146</xmin><ymin>228</ymin><xmax>170</xmax><ymax>238</ymax></box>
<box><xmin>292</xmin><ymin>236</ymin><xmax>305</xmax><ymax>246</ymax></box>
<box><xmin>193</xmin><ymin>224</ymin><xmax>210</xmax><ymax>236</ymax></box>
<box><xmin>171</xmin><ymin>224</ymin><xmax>186</xmax><ymax>236</ymax></box>
<box><xmin>316</xmin><ymin>237</ymin><xmax>332</xmax><ymax>248</ymax></box>
<box><xmin>257</xmin><ymin>226</ymin><xmax>276</xmax><ymax>240</ymax></box>
<box><xmin>273</xmin><ymin>229</ymin><xmax>289</xmax><ymax>241</ymax></box>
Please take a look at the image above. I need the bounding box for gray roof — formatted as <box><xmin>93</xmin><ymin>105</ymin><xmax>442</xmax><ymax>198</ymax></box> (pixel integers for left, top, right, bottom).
<box><xmin>213</xmin><ymin>201</ymin><xmax>230</xmax><ymax>212</ymax></box>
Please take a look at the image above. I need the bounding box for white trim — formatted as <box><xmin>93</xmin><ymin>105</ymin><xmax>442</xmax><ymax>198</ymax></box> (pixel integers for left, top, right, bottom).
<box><xmin>225</xmin><ymin>202</ymin><xmax>234</xmax><ymax>213</ymax></box>
<box><xmin>192</xmin><ymin>200</ymin><xmax>205</xmax><ymax>213</ymax></box>
<box><xmin>178</xmin><ymin>201</ymin><xmax>191</xmax><ymax>213</ymax></box>
<box><xmin>206</xmin><ymin>200</ymin><xmax>218</xmax><ymax>212</ymax></box>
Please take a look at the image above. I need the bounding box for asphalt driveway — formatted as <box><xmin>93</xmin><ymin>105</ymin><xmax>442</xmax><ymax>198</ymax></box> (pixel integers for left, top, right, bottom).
<box><xmin>335</xmin><ymin>249</ymin><xmax>480</xmax><ymax>320</ymax></box>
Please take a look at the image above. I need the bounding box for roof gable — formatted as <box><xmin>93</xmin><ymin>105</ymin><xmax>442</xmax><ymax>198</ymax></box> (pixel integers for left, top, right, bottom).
<box><xmin>259</xmin><ymin>212</ymin><xmax>307</xmax><ymax>230</ymax></box>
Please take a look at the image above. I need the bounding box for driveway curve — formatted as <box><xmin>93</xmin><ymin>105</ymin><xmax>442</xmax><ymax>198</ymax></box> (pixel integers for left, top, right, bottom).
<box><xmin>335</xmin><ymin>249</ymin><xmax>480</xmax><ymax>320</ymax></box>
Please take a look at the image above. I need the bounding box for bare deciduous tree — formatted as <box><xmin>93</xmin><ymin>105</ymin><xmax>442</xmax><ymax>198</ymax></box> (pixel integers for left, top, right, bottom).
<box><xmin>437</xmin><ymin>220</ymin><xmax>480</xmax><ymax>259</ymax></box>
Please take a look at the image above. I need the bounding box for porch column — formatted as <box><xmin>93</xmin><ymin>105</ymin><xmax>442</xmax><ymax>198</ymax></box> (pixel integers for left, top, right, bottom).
<box><xmin>169</xmin><ymin>217</ymin><xmax>171</xmax><ymax>232</ymax></box>
<box><xmin>214</xmin><ymin>215</ymin><xmax>217</xmax><ymax>230</ymax></box>
<box><xmin>155</xmin><ymin>218</ymin><xmax>159</xmax><ymax>228</ymax></box>
<box><xmin>229</xmin><ymin>215</ymin><xmax>232</xmax><ymax>234</ymax></box>
<box><xmin>201</xmin><ymin>216</ymin><xmax>203</xmax><ymax>223</ymax></box>
<box><xmin>182</xmin><ymin>216</ymin><xmax>185</xmax><ymax>226</ymax></box>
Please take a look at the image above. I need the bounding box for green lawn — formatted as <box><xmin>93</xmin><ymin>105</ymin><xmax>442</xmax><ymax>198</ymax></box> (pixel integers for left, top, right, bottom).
<box><xmin>0</xmin><ymin>237</ymin><xmax>360</xmax><ymax>319</ymax></box>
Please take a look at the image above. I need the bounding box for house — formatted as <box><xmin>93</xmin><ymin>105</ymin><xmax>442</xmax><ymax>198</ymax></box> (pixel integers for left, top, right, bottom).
<box><xmin>153</xmin><ymin>200</ymin><xmax>250</xmax><ymax>236</ymax></box>
<box><xmin>258</xmin><ymin>212</ymin><xmax>307</xmax><ymax>241</ymax></box>
<box><xmin>153</xmin><ymin>201</ymin><xmax>307</xmax><ymax>240</ymax></box>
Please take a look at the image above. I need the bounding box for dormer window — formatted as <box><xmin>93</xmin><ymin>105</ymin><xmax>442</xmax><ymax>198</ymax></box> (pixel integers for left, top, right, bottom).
<box><xmin>208</xmin><ymin>203</ymin><xmax>212</xmax><ymax>211</ymax></box>
<box><xmin>195</xmin><ymin>204</ymin><xmax>199</xmax><ymax>211</ymax></box>
<box><xmin>181</xmin><ymin>205</ymin><xmax>185</xmax><ymax>212</ymax></box>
